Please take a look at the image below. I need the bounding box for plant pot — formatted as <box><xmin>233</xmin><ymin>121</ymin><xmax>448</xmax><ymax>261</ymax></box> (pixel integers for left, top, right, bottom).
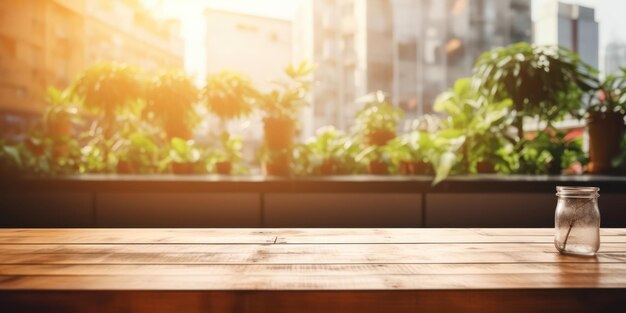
<box><xmin>548</xmin><ymin>159</ymin><xmax>562</xmax><ymax>175</ymax></box>
<box><xmin>320</xmin><ymin>159</ymin><xmax>336</xmax><ymax>175</ymax></box>
<box><xmin>399</xmin><ymin>161</ymin><xmax>414</xmax><ymax>175</ymax></box>
<box><xmin>171</xmin><ymin>162</ymin><xmax>195</xmax><ymax>175</ymax></box>
<box><xmin>368</xmin><ymin>161</ymin><xmax>388</xmax><ymax>175</ymax></box>
<box><xmin>587</xmin><ymin>111</ymin><xmax>625</xmax><ymax>174</ymax></box>
<box><xmin>263</xmin><ymin>152</ymin><xmax>291</xmax><ymax>176</ymax></box>
<box><xmin>47</xmin><ymin>121</ymin><xmax>73</xmax><ymax>137</ymax></box>
<box><xmin>263</xmin><ymin>117</ymin><xmax>295</xmax><ymax>150</ymax></box>
<box><xmin>367</xmin><ymin>129</ymin><xmax>396</xmax><ymax>146</ymax></box>
<box><xmin>476</xmin><ymin>161</ymin><xmax>496</xmax><ymax>174</ymax></box>
<box><xmin>413</xmin><ymin>161</ymin><xmax>432</xmax><ymax>175</ymax></box>
<box><xmin>399</xmin><ymin>161</ymin><xmax>431</xmax><ymax>175</ymax></box>
<box><xmin>215</xmin><ymin>161</ymin><xmax>232</xmax><ymax>175</ymax></box>
<box><xmin>52</xmin><ymin>142</ymin><xmax>70</xmax><ymax>158</ymax></box>
<box><xmin>263</xmin><ymin>161</ymin><xmax>290</xmax><ymax>176</ymax></box>
<box><xmin>116</xmin><ymin>160</ymin><xmax>134</xmax><ymax>174</ymax></box>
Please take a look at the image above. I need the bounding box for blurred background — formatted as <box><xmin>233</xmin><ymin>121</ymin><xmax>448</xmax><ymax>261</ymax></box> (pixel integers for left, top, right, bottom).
<box><xmin>1</xmin><ymin>0</ymin><xmax>624</xmax><ymax>177</ymax></box>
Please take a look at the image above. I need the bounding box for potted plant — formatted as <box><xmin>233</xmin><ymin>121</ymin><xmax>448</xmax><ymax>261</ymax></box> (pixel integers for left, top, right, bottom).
<box><xmin>72</xmin><ymin>63</ymin><xmax>144</xmax><ymax>139</ymax></box>
<box><xmin>167</xmin><ymin>138</ymin><xmax>203</xmax><ymax>175</ymax></box>
<box><xmin>355</xmin><ymin>91</ymin><xmax>404</xmax><ymax>146</ymax></box>
<box><xmin>384</xmin><ymin>132</ymin><xmax>432</xmax><ymax>175</ymax></box>
<box><xmin>145</xmin><ymin>70</ymin><xmax>200</xmax><ymax>140</ymax></box>
<box><xmin>204</xmin><ymin>70</ymin><xmax>257</xmax><ymax>173</ymax></box>
<box><xmin>211</xmin><ymin>134</ymin><xmax>244</xmax><ymax>175</ymax></box>
<box><xmin>517</xmin><ymin>130</ymin><xmax>585</xmax><ymax>175</ymax></box>
<box><xmin>261</xmin><ymin>148</ymin><xmax>292</xmax><ymax>176</ymax></box>
<box><xmin>258</xmin><ymin>61</ymin><xmax>315</xmax><ymax>150</ymax></box>
<box><xmin>433</xmin><ymin>77</ymin><xmax>514</xmax><ymax>174</ymax></box>
<box><xmin>586</xmin><ymin>69</ymin><xmax>626</xmax><ymax>174</ymax></box>
<box><xmin>112</xmin><ymin>132</ymin><xmax>161</xmax><ymax>174</ymax></box>
<box><xmin>355</xmin><ymin>145</ymin><xmax>390</xmax><ymax>175</ymax></box>
<box><xmin>473</xmin><ymin>43</ymin><xmax>596</xmax><ymax>144</ymax></box>
<box><xmin>43</xmin><ymin>87</ymin><xmax>81</xmax><ymax>138</ymax></box>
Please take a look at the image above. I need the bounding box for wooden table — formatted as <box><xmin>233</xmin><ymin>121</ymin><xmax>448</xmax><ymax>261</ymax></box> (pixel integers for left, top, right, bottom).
<box><xmin>0</xmin><ymin>228</ymin><xmax>625</xmax><ymax>312</ymax></box>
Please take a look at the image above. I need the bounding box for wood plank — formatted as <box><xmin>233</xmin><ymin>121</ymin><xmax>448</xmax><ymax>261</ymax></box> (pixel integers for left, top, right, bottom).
<box><xmin>0</xmin><ymin>263</ymin><xmax>624</xmax><ymax>276</ymax></box>
<box><xmin>2</xmin><ymin>273</ymin><xmax>626</xmax><ymax>290</ymax></box>
<box><xmin>0</xmin><ymin>229</ymin><xmax>276</xmax><ymax>244</ymax></box>
<box><xmin>1</xmin><ymin>229</ymin><xmax>624</xmax><ymax>244</ymax></box>
<box><xmin>275</xmin><ymin>228</ymin><xmax>626</xmax><ymax>243</ymax></box>
<box><xmin>1</xmin><ymin>242</ymin><xmax>625</xmax><ymax>255</ymax></box>
<box><xmin>0</xmin><ymin>243</ymin><xmax>624</xmax><ymax>265</ymax></box>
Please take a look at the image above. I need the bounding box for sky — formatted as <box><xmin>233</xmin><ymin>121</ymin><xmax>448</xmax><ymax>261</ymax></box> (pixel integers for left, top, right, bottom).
<box><xmin>141</xmin><ymin>0</ymin><xmax>303</xmax><ymax>81</ymax></box>
<box><xmin>141</xmin><ymin>0</ymin><xmax>626</xmax><ymax>80</ymax></box>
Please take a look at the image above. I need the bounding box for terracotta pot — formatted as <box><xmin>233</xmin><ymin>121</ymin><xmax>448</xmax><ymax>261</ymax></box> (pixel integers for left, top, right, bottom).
<box><xmin>171</xmin><ymin>162</ymin><xmax>195</xmax><ymax>175</ymax></box>
<box><xmin>399</xmin><ymin>161</ymin><xmax>414</xmax><ymax>175</ymax></box>
<box><xmin>320</xmin><ymin>159</ymin><xmax>336</xmax><ymax>175</ymax></box>
<box><xmin>476</xmin><ymin>161</ymin><xmax>496</xmax><ymax>174</ymax></box>
<box><xmin>263</xmin><ymin>117</ymin><xmax>295</xmax><ymax>150</ymax></box>
<box><xmin>263</xmin><ymin>161</ymin><xmax>290</xmax><ymax>176</ymax></box>
<box><xmin>263</xmin><ymin>153</ymin><xmax>291</xmax><ymax>176</ymax></box>
<box><xmin>587</xmin><ymin>111</ymin><xmax>626</xmax><ymax>174</ymax></box>
<box><xmin>367</xmin><ymin>129</ymin><xmax>396</xmax><ymax>146</ymax></box>
<box><xmin>116</xmin><ymin>160</ymin><xmax>134</xmax><ymax>174</ymax></box>
<box><xmin>215</xmin><ymin>161</ymin><xmax>232</xmax><ymax>175</ymax></box>
<box><xmin>368</xmin><ymin>161</ymin><xmax>388</xmax><ymax>175</ymax></box>
<box><xmin>26</xmin><ymin>139</ymin><xmax>45</xmax><ymax>156</ymax></box>
<box><xmin>399</xmin><ymin>161</ymin><xmax>431</xmax><ymax>175</ymax></box>
<box><xmin>47</xmin><ymin>121</ymin><xmax>73</xmax><ymax>137</ymax></box>
<box><xmin>413</xmin><ymin>161</ymin><xmax>432</xmax><ymax>175</ymax></box>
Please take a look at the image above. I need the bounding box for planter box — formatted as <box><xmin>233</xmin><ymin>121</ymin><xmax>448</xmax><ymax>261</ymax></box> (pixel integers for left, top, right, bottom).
<box><xmin>1</xmin><ymin>175</ymin><xmax>625</xmax><ymax>228</ymax></box>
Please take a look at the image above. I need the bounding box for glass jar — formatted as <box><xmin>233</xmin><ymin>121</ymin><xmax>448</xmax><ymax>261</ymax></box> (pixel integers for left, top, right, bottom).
<box><xmin>554</xmin><ymin>186</ymin><xmax>600</xmax><ymax>256</ymax></box>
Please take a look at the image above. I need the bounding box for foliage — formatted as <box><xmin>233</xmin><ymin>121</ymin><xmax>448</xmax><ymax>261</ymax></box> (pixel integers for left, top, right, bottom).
<box><xmin>588</xmin><ymin>68</ymin><xmax>626</xmax><ymax>114</ymax></box>
<box><xmin>434</xmin><ymin>77</ymin><xmax>514</xmax><ymax>173</ymax></box>
<box><xmin>258</xmin><ymin>61</ymin><xmax>316</xmax><ymax>120</ymax></box>
<box><xmin>145</xmin><ymin>70</ymin><xmax>200</xmax><ymax>135</ymax></box>
<box><xmin>517</xmin><ymin>130</ymin><xmax>585</xmax><ymax>175</ymax></box>
<box><xmin>168</xmin><ymin>138</ymin><xmax>202</xmax><ymax>164</ymax></box>
<box><xmin>292</xmin><ymin>127</ymin><xmax>365</xmax><ymax>175</ymax></box>
<box><xmin>110</xmin><ymin>118</ymin><xmax>164</xmax><ymax>174</ymax></box>
<box><xmin>43</xmin><ymin>87</ymin><xmax>82</xmax><ymax>135</ymax></box>
<box><xmin>612</xmin><ymin>133</ymin><xmax>626</xmax><ymax>169</ymax></box>
<box><xmin>0</xmin><ymin>141</ymin><xmax>22</xmax><ymax>175</ymax></box>
<box><xmin>73</xmin><ymin>62</ymin><xmax>144</xmax><ymax>116</ymax></box>
<box><xmin>473</xmin><ymin>43</ymin><xmax>596</xmax><ymax>138</ymax></box>
<box><xmin>204</xmin><ymin>70</ymin><xmax>258</xmax><ymax>122</ymax></box>
<box><xmin>355</xmin><ymin>91</ymin><xmax>405</xmax><ymax>136</ymax></box>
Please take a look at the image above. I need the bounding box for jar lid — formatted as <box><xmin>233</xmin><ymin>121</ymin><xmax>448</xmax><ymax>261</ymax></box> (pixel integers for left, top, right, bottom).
<box><xmin>556</xmin><ymin>186</ymin><xmax>600</xmax><ymax>198</ymax></box>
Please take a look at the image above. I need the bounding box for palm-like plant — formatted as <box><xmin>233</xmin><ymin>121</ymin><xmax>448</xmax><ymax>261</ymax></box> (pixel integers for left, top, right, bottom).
<box><xmin>204</xmin><ymin>70</ymin><xmax>257</xmax><ymax>125</ymax></box>
<box><xmin>72</xmin><ymin>63</ymin><xmax>144</xmax><ymax>138</ymax></box>
<box><xmin>146</xmin><ymin>70</ymin><xmax>200</xmax><ymax>139</ymax></box>
<box><xmin>473</xmin><ymin>43</ymin><xmax>596</xmax><ymax>140</ymax></box>
<box><xmin>258</xmin><ymin>61</ymin><xmax>316</xmax><ymax>120</ymax></box>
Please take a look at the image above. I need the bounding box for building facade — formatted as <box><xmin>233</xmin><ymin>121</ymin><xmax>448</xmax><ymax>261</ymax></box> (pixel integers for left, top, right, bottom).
<box><xmin>294</xmin><ymin>0</ymin><xmax>532</xmax><ymax>135</ymax></box>
<box><xmin>204</xmin><ymin>9</ymin><xmax>292</xmax><ymax>91</ymax></box>
<box><xmin>605</xmin><ymin>42</ymin><xmax>626</xmax><ymax>76</ymax></box>
<box><xmin>534</xmin><ymin>1</ymin><xmax>599</xmax><ymax>69</ymax></box>
<box><xmin>0</xmin><ymin>0</ymin><xmax>183</xmax><ymax>135</ymax></box>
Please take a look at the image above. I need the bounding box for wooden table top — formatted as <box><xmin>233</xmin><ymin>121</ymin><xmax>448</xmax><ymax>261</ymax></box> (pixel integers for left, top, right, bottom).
<box><xmin>1</xmin><ymin>228</ymin><xmax>625</xmax><ymax>313</ymax></box>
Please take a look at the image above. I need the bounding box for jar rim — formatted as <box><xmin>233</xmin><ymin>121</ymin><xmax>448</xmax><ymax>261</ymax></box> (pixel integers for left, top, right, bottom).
<box><xmin>556</xmin><ymin>186</ymin><xmax>599</xmax><ymax>198</ymax></box>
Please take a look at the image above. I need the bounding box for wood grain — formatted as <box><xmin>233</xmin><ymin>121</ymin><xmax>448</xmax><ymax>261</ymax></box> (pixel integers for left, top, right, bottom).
<box><xmin>0</xmin><ymin>228</ymin><xmax>625</xmax><ymax>312</ymax></box>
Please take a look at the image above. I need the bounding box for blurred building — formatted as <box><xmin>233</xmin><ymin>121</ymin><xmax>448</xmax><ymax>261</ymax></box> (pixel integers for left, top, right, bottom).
<box><xmin>294</xmin><ymin>0</ymin><xmax>532</xmax><ymax>135</ymax></box>
<box><xmin>534</xmin><ymin>1</ymin><xmax>599</xmax><ymax>69</ymax></box>
<box><xmin>204</xmin><ymin>9</ymin><xmax>292</xmax><ymax>91</ymax></box>
<box><xmin>0</xmin><ymin>0</ymin><xmax>183</xmax><ymax>136</ymax></box>
<box><xmin>605</xmin><ymin>42</ymin><xmax>626</xmax><ymax>75</ymax></box>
